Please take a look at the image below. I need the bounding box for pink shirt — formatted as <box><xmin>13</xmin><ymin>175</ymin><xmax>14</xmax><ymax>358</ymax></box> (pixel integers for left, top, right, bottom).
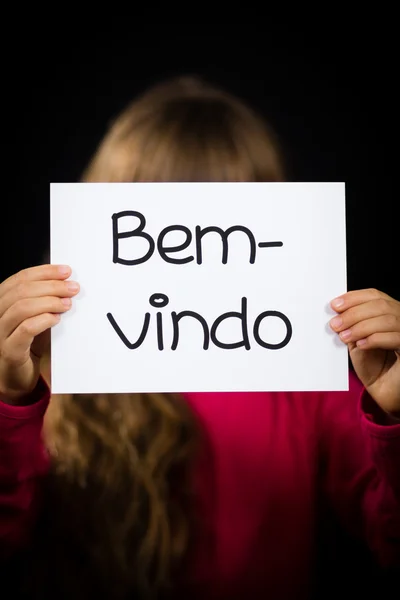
<box><xmin>0</xmin><ymin>372</ymin><xmax>399</xmax><ymax>598</ymax></box>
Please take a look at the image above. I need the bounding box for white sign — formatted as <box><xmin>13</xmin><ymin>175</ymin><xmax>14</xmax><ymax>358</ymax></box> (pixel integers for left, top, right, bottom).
<box><xmin>50</xmin><ymin>182</ymin><xmax>348</xmax><ymax>394</ymax></box>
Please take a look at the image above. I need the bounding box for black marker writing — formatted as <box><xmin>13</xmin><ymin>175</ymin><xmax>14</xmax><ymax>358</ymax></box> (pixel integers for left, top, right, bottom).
<box><xmin>258</xmin><ymin>241</ymin><xmax>283</xmax><ymax>248</ymax></box>
<box><xmin>112</xmin><ymin>211</ymin><xmax>155</xmax><ymax>265</ymax></box>
<box><xmin>210</xmin><ymin>297</ymin><xmax>251</xmax><ymax>349</ymax></box>
<box><xmin>253</xmin><ymin>310</ymin><xmax>292</xmax><ymax>349</ymax></box>
<box><xmin>195</xmin><ymin>225</ymin><xmax>257</xmax><ymax>264</ymax></box>
<box><xmin>107</xmin><ymin>295</ymin><xmax>292</xmax><ymax>351</ymax></box>
<box><xmin>171</xmin><ymin>311</ymin><xmax>210</xmax><ymax>350</ymax></box>
<box><xmin>157</xmin><ymin>225</ymin><xmax>194</xmax><ymax>265</ymax></box>
<box><xmin>151</xmin><ymin>293</ymin><xmax>168</xmax><ymax>350</ymax></box>
<box><xmin>112</xmin><ymin>211</ymin><xmax>282</xmax><ymax>265</ymax></box>
<box><xmin>106</xmin><ymin>312</ymin><xmax>150</xmax><ymax>349</ymax></box>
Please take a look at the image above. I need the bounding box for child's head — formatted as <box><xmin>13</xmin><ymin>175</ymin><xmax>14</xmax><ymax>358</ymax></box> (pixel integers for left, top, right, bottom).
<box><xmin>83</xmin><ymin>76</ymin><xmax>284</xmax><ymax>184</ymax></box>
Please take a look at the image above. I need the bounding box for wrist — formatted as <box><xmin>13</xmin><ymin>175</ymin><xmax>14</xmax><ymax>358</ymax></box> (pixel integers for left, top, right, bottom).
<box><xmin>382</xmin><ymin>410</ymin><xmax>400</xmax><ymax>425</ymax></box>
<box><xmin>361</xmin><ymin>390</ymin><xmax>400</xmax><ymax>426</ymax></box>
<box><xmin>0</xmin><ymin>380</ymin><xmax>43</xmax><ymax>407</ymax></box>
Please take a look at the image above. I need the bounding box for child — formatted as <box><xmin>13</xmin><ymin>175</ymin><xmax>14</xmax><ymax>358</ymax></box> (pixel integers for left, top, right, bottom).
<box><xmin>0</xmin><ymin>77</ymin><xmax>399</xmax><ymax>600</ymax></box>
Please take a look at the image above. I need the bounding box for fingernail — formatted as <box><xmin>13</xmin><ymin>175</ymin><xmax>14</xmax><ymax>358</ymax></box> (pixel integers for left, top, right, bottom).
<box><xmin>58</xmin><ymin>265</ymin><xmax>71</xmax><ymax>275</ymax></box>
<box><xmin>330</xmin><ymin>316</ymin><xmax>343</xmax><ymax>329</ymax></box>
<box><xmin>66</xmin><ymin>281</ymin><xmax>80</xmax><ymax>292</ymax></box>
<box><xmin>61</xmin><ymin>298</ymin><xmax>72</xmax><ymax>307</ymax></box>
<box><xmin>340</xmin><ymin>329</ymin><xmax>351</xmax><ymax>340</ymax></box>
<box><xmin>331</xmin><ymin>297</ymin><xmax>344</xmax><ymax>309</ymax></box>
<box><xmin>357</xmin><ymin>339</ymin><xmax>367</xmax><ymax>347</ymax></box>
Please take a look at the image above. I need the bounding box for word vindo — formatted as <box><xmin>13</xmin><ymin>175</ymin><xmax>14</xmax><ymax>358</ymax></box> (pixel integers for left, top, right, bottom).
<box><xmin>107</xmin><ymin>294</ymin><xmax>292</xmax><ymax>351</ymax></box>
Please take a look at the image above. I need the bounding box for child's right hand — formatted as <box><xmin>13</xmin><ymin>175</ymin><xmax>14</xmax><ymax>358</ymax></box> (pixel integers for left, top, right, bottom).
<box><xmin>0</xmin><ymin>265</ymin><xmax>79</xmax><ymax>403</ymax></box>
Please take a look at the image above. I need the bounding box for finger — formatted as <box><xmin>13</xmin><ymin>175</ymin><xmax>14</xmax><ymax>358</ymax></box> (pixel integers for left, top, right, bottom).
<box><xmin>355</xmin><ymin>332</ymin><xmax>400</xmax><ymax>351</ymax></box>
<box><xmin>1</xmin><ymin>313</ymin><xmax>61</xmax><ymax>364</ymax></box>
<box><xmin>335</xmin><ymin>315</ymin><xmax>400</xmax><ymax>344</ymax></box>
<box><xmin>330</xmin><ymin>298</ymin><xmax>399</xmax><ymax>333</ymax></box>
<box><xmin>331</xmin><ymin>288</ymin><xmax>393</xmax><ymax>313</ymax></box>
<box><xmin>0</xmin><ymin>279</ymin><xmax>80</xmax><ymax>318</ymax></box>
<box><xmin>0</xmin><ymin>265</ymin><xmax>72</xmax><ymax>296</ymax></box>
<box><xmin>0</xmin><ymin>296</ymin><xmax>72</xmax><ymax>339</ymax></box>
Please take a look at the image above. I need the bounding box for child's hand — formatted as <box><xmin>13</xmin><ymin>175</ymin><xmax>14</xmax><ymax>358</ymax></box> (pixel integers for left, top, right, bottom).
<box><xmin>330</xmin><ymin>289</ymin><xmax>400</xmax><ymax>417</ymax></box>
<box><xmin>0</xmin><ymin>265</ymin><xmax>79</xmax><ymax>403</ymax></box>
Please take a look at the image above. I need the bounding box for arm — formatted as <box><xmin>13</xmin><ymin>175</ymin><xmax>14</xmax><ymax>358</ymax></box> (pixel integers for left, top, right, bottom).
<box><xmin>0</xmin><ymin>264</ymin><xmax>79</xmax><ymax>559</ymax></box>
<box><xmin>319</xmin><ymin>373</ymin><xmax>400</xmax><ymax>569</ymax></box>
<box><xmin>0</xmin><ymin>378</ymin><xmax>50</xmax><ymax>559</ymax></box>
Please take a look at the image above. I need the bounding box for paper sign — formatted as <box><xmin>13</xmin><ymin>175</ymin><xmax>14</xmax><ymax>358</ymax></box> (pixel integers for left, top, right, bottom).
<box><xmin>50</xmin><ymin>182</ymin><xmax>348</xmax><ymax>394</ymax></box>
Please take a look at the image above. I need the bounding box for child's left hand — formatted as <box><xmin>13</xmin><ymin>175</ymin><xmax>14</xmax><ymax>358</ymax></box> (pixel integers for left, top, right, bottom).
<box><xmin>330</xmin><ymin>289</ymin><xmax>400</xmax><ymax>417</ymax></box>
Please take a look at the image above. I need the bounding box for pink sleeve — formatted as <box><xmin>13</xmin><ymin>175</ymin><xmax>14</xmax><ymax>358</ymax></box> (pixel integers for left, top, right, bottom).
<box><xmin>0</xmin><ymin>378</ymin><xmax>50</xmax><ymax>559</ymax></box>
<box><xmin>319</xmin><ymin>373</ymin><xmax>400</xmax><ymax>569</ymax></box>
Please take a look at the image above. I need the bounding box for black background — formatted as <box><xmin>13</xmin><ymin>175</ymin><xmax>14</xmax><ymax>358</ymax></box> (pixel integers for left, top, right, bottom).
<box><xmin>1</xmin><ymin>33</ymin><xmax>397</xmax><ymax>301</ymax></box>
